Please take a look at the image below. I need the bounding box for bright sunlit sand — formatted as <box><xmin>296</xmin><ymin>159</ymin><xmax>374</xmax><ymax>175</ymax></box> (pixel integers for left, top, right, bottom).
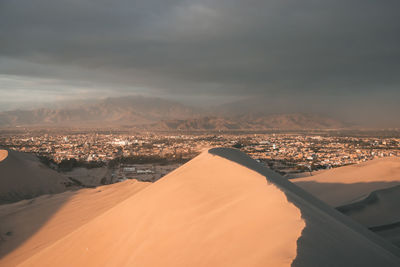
<box><xmin>1</xmin><ymin>148</ymin><xmax>399</xmax><ymax>267</ymax></box>
<box><xmin>15</xmin><ymin>150</ymin><xmax>304</xmax><ymax>267</ymax></box>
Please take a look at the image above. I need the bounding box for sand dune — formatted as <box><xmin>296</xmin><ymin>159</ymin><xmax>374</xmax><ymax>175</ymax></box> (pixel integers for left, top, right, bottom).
<box><xmin>17</xmin><ymin>149</ymin><xmax>305</xmax><ymax>267</ymax></box>
<box><xmin>337</xmin><ymin>185</ymin><xmax>400</xmax><ymax>248</ymax></box>
<box><xmin>294</xmin><ymin>157</ymin><xmax>400</xmax><ymax>206</ymax></box>
<box><xmin>337</xmin><ymin>185</ymin><xmax>400</xmax><ymax>227</ymax></box>
<box><xmin>0</xmin><ymin>149</ymin><xmax>73</xmax><ymax>204</ymax></box>
<box><xmin>293</xmin><ymin>157</ymin><xmax>400</xmax><ymax>249</ymax></box>
<box><xmin>1</xmin><ymin>148</ymin><xmax>399</xmax><ymax>266</ymax></box>
<box><xmin>375</xmin><ymin>223</ymin><xmax>400</xmax><ymax>249</ymax></box>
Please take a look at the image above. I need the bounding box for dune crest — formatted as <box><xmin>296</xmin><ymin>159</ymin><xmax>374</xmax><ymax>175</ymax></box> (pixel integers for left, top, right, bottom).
<box><xmin>0</xmin><ymin>150</ymin><xmax>8</xmax><ymax>162</ymax></box>
<box><xmin>292</xmin><ymin>157</ymin><xmax>400</xmax><ymax>249</ymax></box>
<box><xmin>18</xmin><ymin>150</ymin><xmax>304</xmax><ymax>267</ymax></box>
<box><xmin>2</xmin><ymin>148</ymin><xmax>400</xmax><ymax>266</ymax></box>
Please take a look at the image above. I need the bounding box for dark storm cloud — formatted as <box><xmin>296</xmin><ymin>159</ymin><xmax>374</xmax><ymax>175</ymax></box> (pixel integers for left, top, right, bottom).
<box><xmin>1</xmin><ymin>0</ymin><xmax>400</xmax><ymax>95</ymax></box>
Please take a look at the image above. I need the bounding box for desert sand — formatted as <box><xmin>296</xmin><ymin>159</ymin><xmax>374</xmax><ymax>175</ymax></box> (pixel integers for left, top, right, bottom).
<box><xmin>15</xmin><ymin>149</ymin><xmax>305</xmax><ymax>267</ymax></box>
<box><xmin>0</xmin><ymin>149</ymin><xmax>71</xmax><ymax>204</ymax></box>
<box><xmin>293</xmin><ymin>157</ymin><xmax>400</xmax><ymax>249</ymax></box>
<box><xmin>336</xmin><ymin>184</ymin><xmax>400</xmax><ymax>248</ymax></box>
<box><xmin>1</xmin><ymin>148</ymin><xmax>399</xmax><ymax>266</ymax></box>
<box><xmin>0</xmin><ymin>180</ymin><xmax>150</xmax><ymax>266</ymax></box>
<box><xmin>337</xmin><ymin>185</ymin><xmax>400</xmax><ymax>227</ymax></box>
<box><xmin>294</xmin><ymin>157</ymin><xmax>400</xmax><ymax>206</ymax></box>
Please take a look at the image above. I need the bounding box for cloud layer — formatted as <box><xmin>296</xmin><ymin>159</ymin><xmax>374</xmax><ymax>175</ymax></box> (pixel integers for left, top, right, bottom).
<box><xmin>1</xmin><ymin>0</ymin><xmax>399</xmax><ymax>123</ymax></box>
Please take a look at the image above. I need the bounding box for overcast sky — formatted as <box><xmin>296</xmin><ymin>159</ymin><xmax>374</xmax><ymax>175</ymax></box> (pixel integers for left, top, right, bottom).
<box><xmin>0</xmin><ymin>0</ymin><xmax>399</xmax><ymax>124</ymax></box>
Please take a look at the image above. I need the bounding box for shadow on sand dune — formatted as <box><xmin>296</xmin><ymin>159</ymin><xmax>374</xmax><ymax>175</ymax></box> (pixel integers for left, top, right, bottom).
<box><xmin>335</xmin><ymin>184</ymin><xmax>400</xmax><ymax>248</ymax></box>
<box><xmin>0</xmin><ymin>178</ymin><xmax>149</xmax><ymax>266</ymax></box>
<box><xmin>1</xmin><ymin>148</ymin><xmax>399</xmax><ymax>266</ymax></box>
<box><xmin>0</xmin><ymin>148</ymin><xmax>81</xmax><ymax>265</ymax></box>
<box><xmin>209</xmin><ymin>148</ymin><xmax>400</xmax><ymax>266</ymax></box>
<box><xmin>0</xmin><ymin>191</ymin><xmax>76</xmax><ymax>263</ymax></box>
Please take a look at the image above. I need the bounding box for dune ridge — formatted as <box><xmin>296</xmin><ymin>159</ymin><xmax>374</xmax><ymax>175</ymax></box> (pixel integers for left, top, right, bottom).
<box><xmin>1</xmin><ymin>148</ymin><xmax>399</xmax><ymax>266</ymax></box>
<box><xmin>292</xmin><ymin>156</ymin><xmax>400</xmax><ymax>250</ymax></box>
<box><xmin>337</xmin><ymin>185</ymin><xmax>400</xmax><ymax>227</ymax></box>
<box><xmin>336</xmin><ymin>184</ymin><xmax>400</xmax><ymax>248</ymax></box>
<box><xmin>18</xmin><ymin>150</ymin><xmax>305</xmax><ymax>267</ymax></box>
<box><xmin>209</xmin><ymin>148</ymin><xmax>400</xmax><ymax>266</ymax></box>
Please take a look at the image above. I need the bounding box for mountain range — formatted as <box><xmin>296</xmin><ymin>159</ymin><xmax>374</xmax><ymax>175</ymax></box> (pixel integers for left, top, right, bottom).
<box><xmin>0</xmin><ymin>96</ymin><xmax>349</xmax><ymax>130</ymax></box>
<box><xmin>150</xmin><ymin>113</ymin><xmax>346</xmax><ymax>131</ymax></box>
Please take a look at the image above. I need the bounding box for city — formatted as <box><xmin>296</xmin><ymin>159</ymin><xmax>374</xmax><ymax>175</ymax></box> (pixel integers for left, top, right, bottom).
<box><xmin>1</xmin><ymin>130</ymin><xmax>399</xmax><ymax>184</ymax></box>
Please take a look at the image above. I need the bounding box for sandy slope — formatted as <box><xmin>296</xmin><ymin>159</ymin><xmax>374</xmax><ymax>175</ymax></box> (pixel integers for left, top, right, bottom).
<box><xmin>378</xmin><ymin>225</ymin><xmax>400</xmax><ymax>248</ymax></box>
<box><xmin>293</xmin><ymin>157</ymin><xmax>400</xmax><ymax>206</ymax></box>
<box><xmin>337</xmin><ymin>185</ymin><xmax>400</xmax><ymax>248</ymax></box>
<box><xmin>0</xmin><ymin>149</ymin><xmax>73</xmax><ymax>204</ymax></box>
<box><xmin>293</xmin><ymin>157</ymin><xmax>400</xmax><ymax>249</ymax></box>
<box><xmin>337</xmin><ymin>185</ymin><xmax>400</xmax><ymax>227</ymax></box>
<box><xmin>0</xmin><ymin>180</ymin><xmax>150</xmax><ymax>266</ymax></box>
<box><xmin>1</xmin><ymin>149</ymin><xmax>400</xmax><ymax>266</ymax></box>
<box><xmin>18</xmin><ymin>150</ymin><xmax>305</xmax><ymax>267</ymax></box>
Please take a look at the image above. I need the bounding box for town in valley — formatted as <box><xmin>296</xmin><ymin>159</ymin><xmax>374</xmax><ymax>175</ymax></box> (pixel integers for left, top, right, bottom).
<box><xmin>1</xmin><ymin>129</ymin><xmax>399</xmax><ymax>185</ymax></box>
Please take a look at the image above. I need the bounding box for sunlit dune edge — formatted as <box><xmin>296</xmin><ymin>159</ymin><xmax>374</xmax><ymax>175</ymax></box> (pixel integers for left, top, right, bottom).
<box><xmin>15</xmin><ymin>150</ymin><xmax>304</xmax><ymax>267</ymax></box>
<box><xmin>292</xmin><ymin>157</ymin><xmax>400</xmax><ymax>249</ymax></box>
<box><xmin>1</xmin><ymin>148</ymin><xmax>400</xmax><ymax>267</ymax></box>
